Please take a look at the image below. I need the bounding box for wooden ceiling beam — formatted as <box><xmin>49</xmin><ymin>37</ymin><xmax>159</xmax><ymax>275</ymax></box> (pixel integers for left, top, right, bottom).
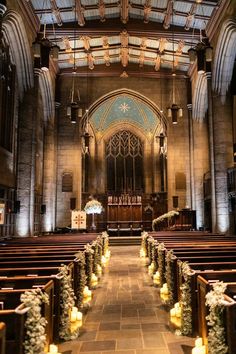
<box><xmin>75</xmin><ymin>0</ymin><xmax>85</xmax><ymax>27</ymax></box>
<box><xmin>59</xmin><ymin>63</ymin><xmax>188</xmax><ymax>78</ymax></box>
<box><xmin>120</xmin><ymin>0</ymin><xmax>130</xmax><ymax>24</ymax></box>
<box><xmin>45</xmin><ymin>19</ymin><xmax>201</xmax><ymax>41</ymax></box>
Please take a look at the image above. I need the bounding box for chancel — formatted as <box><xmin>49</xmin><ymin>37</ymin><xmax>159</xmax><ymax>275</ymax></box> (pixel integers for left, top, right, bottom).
<box><xmin>0</xmin><ymin>0</ymin><xmax>236</xmax><ymax>354</ymax></box>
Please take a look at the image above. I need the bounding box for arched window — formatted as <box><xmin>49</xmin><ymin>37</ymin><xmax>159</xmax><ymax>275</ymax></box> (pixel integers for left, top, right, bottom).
<box><xmin>106</xmin><ymin>130</ymin><xmax>143</xmax><ymax>193</ymax></box>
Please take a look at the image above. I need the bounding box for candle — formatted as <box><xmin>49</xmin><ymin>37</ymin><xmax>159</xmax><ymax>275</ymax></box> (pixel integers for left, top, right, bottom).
<box><xmin>174</xmin><ymin>302</ymin><xmax>180</xmax><ymax>309</ymax></box>
<box><xmin>70</xmin><ymin>307</ymin><xmax>78</xmax><ymax>323</ymax></box>
<box><xmin>102</xmin><ymin>255</ymin><xmax>107</xmax><ymax>266</ymax></box>
<box><xmin>170</xmin><ymin>308</ymin><xmax>176</xmax><ymax>317</ymax></box>
<box><xmin>175</xmin><ymin>307</ymin><xmax>182</xmax><ymax>318</ymax></box>
<box><xmin>97</xmin><ymin>264</ymin><xmax>102</xmax><ymax>276</ymax></box>
<box><xmin>76</xmin><ymin>311</ymin><xmax>83</xmax><ymax>321</ymax></box>
<box><xmin>163</xmin><ymin>283</ymin><xmax>168</xmax><ymax>289</ymax></box>
<box><xmin>49</xmin><ymin>344</ymin><xmax>58</xmax><ymax>353</ymax></box>
<box><xmin>195</xmin><ymin>338</ymin><xmax>203</xmax><ymax>347</ymax></box>
<box><xmin>192</xmin><ymin>346</ymin><xmax>206</xmax><ymax>354</ymax></box>
<box><xmin>140</xmin><ymin>249</ymin><xmax>146</xmax><ymax>257</ymax></box>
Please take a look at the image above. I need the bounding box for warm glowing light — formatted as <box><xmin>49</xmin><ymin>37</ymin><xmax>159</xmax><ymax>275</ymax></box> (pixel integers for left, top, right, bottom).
<box><xmin>48</xmin><ymin>344</ymin><xmax>61</xmax><ymax>354</ymax></box>
<box><xmin>91</xmin><ymin>273</ymin><xmax>98</xmax><ymax>287</ymax></box>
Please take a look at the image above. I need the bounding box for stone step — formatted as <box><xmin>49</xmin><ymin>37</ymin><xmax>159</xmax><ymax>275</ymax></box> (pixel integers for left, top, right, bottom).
<box><xmin>109</xmin><ymin>236</ymin><xmax>141</xmax><ymax>246</ymax></box>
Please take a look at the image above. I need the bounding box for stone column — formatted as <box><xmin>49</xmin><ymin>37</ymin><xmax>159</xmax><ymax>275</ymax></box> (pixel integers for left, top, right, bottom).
<box><xmin>187</xmin><ymin>104</ymin><xmax>195</xmax><ymax>210</ymax></box>
<box><xmin>16</xmin><ymin>82</ymin><xmax>39</xmax><ymax>236</ymax></box>
<box><xmin>206</xmin><ymin>72</ymin><xmax>217</xmax><ymax>233</ymax></box>
<box><xmin>212</xmin><ymin>93</ymin><xmax>233</xmax><ymax>233</ymax></box>
<box><xmin>42</xmin><ymin>102</ymin><xmax>59</xmax><ymax>233</ymax></box>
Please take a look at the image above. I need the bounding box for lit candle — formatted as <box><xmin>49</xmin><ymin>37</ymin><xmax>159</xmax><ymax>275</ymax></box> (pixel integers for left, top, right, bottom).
<box><xmin>174</xmin><ymin>302</ymin><xmax>180</xmax><ymax>309</ymax></box>
<box><xmin>170</xmin><ymin>308</ymin><xmax>176</xmax><ymax>317</ymax></box>
<box><xmin>70</xmin><ymin>308</ymin><xmax>78</xmax><ymax>323</ymax></box>
<box><xmin>195</xmin><ymin>338</ymin><xmax>203</xmax><ymax>347</ymax></box>
<box><xmin>49</xmin><ymin>344</ymin><xmax>58</xmax><ymax>353</ymax></box>
<box><xmin>76</xmin><ymin>311</ymin><xmax>83</xmax><ymax>321</ymax></box>
<box><xmin>192</xmin><ymin>346</ymin><xmax>206</xmax><ymax>354</ymax></box>
<box><xmin>175</xmin><ymin>308</ymin><xmax>181</xmax><ymax>318</ymax></box>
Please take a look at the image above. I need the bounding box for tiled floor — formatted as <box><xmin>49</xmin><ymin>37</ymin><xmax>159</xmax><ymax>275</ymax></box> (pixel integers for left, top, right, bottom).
<box><xmin>58</xmin><ymin>245</ymin><xmax>195</xmax><ymax>354</ymax></box>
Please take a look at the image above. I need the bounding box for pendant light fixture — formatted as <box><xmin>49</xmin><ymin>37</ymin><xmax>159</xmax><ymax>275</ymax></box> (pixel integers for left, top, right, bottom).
<box><xmin>167</xmin><ymin>2</ymin><xmax>182</xmax><ymax>125</ymax></box>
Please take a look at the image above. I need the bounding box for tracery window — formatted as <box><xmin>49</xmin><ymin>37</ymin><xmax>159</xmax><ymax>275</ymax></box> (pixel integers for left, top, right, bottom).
<box><xmin>106</xmin><ymin>130</ymin><xmax>143</xmax><ymax>193</ymax></box>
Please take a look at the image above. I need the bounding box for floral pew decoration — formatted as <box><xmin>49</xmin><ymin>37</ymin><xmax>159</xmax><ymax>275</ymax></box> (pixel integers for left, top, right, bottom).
<box><xmin>175</xmin><ymin>261</ymin><xmax>195</xmax><ymax>336</ymax></box>
<box><xmin>205</xmin><ymin>281</ymin><xmax>229</xmax><ymax>354</ymax></box>
<box><xmin>165</xmin><ymin>249</ymin><xmax>177</xmax><ymax>307</ymax></box>
<box><xmin>20</xmin><ymin>288</ymin><xmax>49</xmax><ymax>354</ymax></box>
<box><xmin>152</xmin><ymin>210</ymin><xmax>179</xmax><ymax>231</ymax></box>
<box><xmin>101</xmin><ymin>231</ymin><xmax>111</xmax><ymax>266</ymax></box>
<box><xmin>139</xmin><ymin>231</ymin><xmax>150</xmax><ymax>259</ymax></box>
<box><xmin>58</xmin><ymin>265</ymin><xmax>82</xmax><ymax>341</ymax></box>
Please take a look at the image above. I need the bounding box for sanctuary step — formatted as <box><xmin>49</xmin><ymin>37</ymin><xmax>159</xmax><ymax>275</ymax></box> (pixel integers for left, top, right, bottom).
<box><xmin>109</xmin><ymin>236</ymin><xmax>141</xmax><ymax>246</ymax></box>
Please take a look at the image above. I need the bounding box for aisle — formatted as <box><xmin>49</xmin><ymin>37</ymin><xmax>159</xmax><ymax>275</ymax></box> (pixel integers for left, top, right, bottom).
<box><xmin>59</xmin><ymin>245</ymin><xmax>194</xmax><ymax>354</ymax></box>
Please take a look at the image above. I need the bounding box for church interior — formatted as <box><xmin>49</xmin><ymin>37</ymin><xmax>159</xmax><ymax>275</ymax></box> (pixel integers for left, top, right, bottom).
<box><xmin>0</xmin><ymin>0</ymin><xmax>236</xmax><ymax>353</ymax></box>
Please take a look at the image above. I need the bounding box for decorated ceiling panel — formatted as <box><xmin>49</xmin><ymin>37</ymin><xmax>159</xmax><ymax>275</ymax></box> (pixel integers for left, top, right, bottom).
<box><xmin>90</xmin><ymin>93</ymin><xmax>160</xmax><ymax>137</ymax></box>
<box><xmin>28</xmin><ymin>0</ymin><xmax>220</xmax><ymax>75</ymax></box>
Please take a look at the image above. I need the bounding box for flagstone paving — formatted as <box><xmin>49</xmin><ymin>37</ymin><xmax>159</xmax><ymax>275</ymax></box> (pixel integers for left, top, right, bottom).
<box><xmin>58</xmin><ymin>245</ymin><xmax>195</xmax><ymax>354</ymax></box>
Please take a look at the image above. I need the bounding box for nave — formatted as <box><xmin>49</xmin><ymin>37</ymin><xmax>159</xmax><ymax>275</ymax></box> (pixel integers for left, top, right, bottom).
<box><xmin>59</xmin><ymin>245</ymin><xmax>194</xmax><ymax>354</ymax></box>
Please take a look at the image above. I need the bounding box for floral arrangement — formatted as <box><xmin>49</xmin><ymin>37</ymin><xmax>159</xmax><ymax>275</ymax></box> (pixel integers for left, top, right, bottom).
<box><xmin>101</xmin><ymin>231</ymin><xmax>109</xmax><ymax>255</ymax></box>
<box><xmin>165</xmin><ymin>249</ymin><xmax>177</xmax><ymax>306</ymax></box>
<box><xmin>179</xmin><ymin>261</ymin><xmax>195</xmax><ymax>336</ymax></box>
<box><xmin>152</xmin><ymin>210</ymin><xmax>179</xmax><ymax>230</ymax></box>
<box><xmin>84</xmin><ymin>243</ymin><xmax>94</xmax><ymax>288</ymax></box>
<box><xmin>75</xmin><ymin>251</ymin><xmax>87</xmax><ymax>308</ymax></box>
<box><xmin>147</xmin><ymin>236</ymin><xmax>155</xmax><ymax>265</ymax></box>
<box><xmin>151</xmin><ymin>240</ymin><xmax>159</xmax><ymax>274</ymax></box>
<box><xmin>20</xmin><ymin>288</ymin><xmax>49</xmax><ymax>354</ymax></box>
<box><xmin>140</xmin><ymin>231</ymin><xmax>149</xmax><ymax>257</ymax></box>
<box><xmin>58</xmin><ymin>264</ymin><xmax>79</xmax><ymax>340</ymax></box>
<box><xmin>84</xmin><ymin>199</ymin><xmax>103</xmax><ymax>214</ymax></box>
<box><xmin>157</xmin><ymin>242</ymin><xmax>166</xmax><ymax>287</ymax></box>
<box><xmin>91</xmin><ymin>239</ymin><xmax>102</xmax><ymax>276</ymax></box>
<box><xmin>205</xmin><ymin>281</ymin><xmax>228</xmax><ymax>354</ymax></box>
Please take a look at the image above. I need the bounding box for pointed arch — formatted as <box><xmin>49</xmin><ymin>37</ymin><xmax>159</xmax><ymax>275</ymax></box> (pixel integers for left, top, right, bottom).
<box><xmin>212</xmin><ymin>18</ymin><xmax>236</xmax><ymax>102</ymax></box>
<box><xmin>192</xmin><ymin>73</ymin><xmax>208</xmax><ymax>122</ymax></box>
<box><xmin>83</xmin><ymin>88</ymin><xmax>167</xmax><ymax>139</ymax></box>
<box><xmin>2</xmin><ymin>10</ymin><xmax>34</xmax><ymax>99</ymax></box>
<box><xmin>35</xmin><ymin>69</ymin><xmax>54</xmax><ymax>122</ymax></box>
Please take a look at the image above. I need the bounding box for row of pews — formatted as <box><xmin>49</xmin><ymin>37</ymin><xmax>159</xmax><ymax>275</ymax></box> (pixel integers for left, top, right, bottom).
<box><xmin>140</xmin><ymin>230</ymin><xmax>236</xmax><ymax>354</ymax></box>
<box><xmin>0</xmin><ymin>232</ymin><xmax>110</xmax><ymax>354</ymax></box>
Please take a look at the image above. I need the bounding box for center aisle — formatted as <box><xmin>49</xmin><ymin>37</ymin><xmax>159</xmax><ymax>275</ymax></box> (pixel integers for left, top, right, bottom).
<box><xmin>59</xmin><ymin>245</ymin><xmax>194</xmax><ymax>354</ymax></box>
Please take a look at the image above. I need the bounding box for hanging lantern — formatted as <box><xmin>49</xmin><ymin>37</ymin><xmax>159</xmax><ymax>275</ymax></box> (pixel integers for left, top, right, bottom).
<box><xmin>70</xmin><ymin>102</ymin><xmax>78</xmax><ymax>124</ymax></box>
<box><xmin>50</xmin><ymin>44</ymin><xmax>60</xmax><ymax>61</ymax></box>
<box><xmin>205</xmin><ymin>45</ymin><xmax>213</xmax><ymax>62</ymax></box>
<box><xmin>196</xmin><ymin>49</ymin><xmax>205</xmax><ymax>74</ymax></box>
<box><xmin>188</xmin><ymin>48</ymin><xmax>196</xmax><ymax>64</ymax></box>
<box><xmin>32</xmin><ymin>41</ymin><xmax>41</xmax><ymax>58</ymax></box>
<box><xmin>159</xmin><ymin>133</ymin><xmax>165</xmax><ymax>148</ymax></box>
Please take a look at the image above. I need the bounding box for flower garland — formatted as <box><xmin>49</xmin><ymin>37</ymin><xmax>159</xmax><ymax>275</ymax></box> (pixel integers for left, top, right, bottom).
<box><xmin>140</xmin><ymin>231</ymin><xmax>149</xmax><ymax>257</ymax></box>
<box><xmin>101</xmin><ymin>231</ymin><xmax>109</xmax><ymax>255</ymax></box>
<box><xmin>84</xmin><ymin>244</ymin><xmax>94</xmax><ymax>288</ymax></box>
<box><xmin>84</xmin><ymin>199</ymin><xmax>103</xmax><ymax>214</ymax></box>
<box><xmin>152</xmin><ymin>240</ymin><xmax>159</xmax><ymax>274</ymax></box>
<box><xmin>147</xmin><ymin>236</ymin><xmax>154</xmax><ymax>265</ymax></box>
<box><xmin>91</xmin><ymin>240</ymin><xmax>100</xmax><ymax>275</ymax></box>
<box><xmin>152</xmin><ymin>210</ymin><xmax>179</xmax><ymax>230</ymax></box>
<box><xmin>165</xmin><ymin>249</ymin><xmax>177</xmax><ymax>306</ymax></box>
<box><xmin>179</xmin><ymin>261</ymin><xmax>195</xmax><ymax>336</ymax></box>
<box><xmin>75</xmin><ymin>251</ymin><xmax>87</xmax><ymax>308</ymax></box>
<box><xmin>205</xmin><ymin>282</ymin><xmax>228</xmax><ymax>354</ymax></box>
<box><xmin>157</xmin><ymin>242</ymin><xmax>166</xmax><ymax>287</ymax></box>
<box><xmin>20</xmin><ymin>288</ymin><xmax>49</xmax><ymax>354</ymax></box>
<box><xmin>58</xmin><ymin>264</ymin><xmax>79</xmax><ymax>340</ymax></box>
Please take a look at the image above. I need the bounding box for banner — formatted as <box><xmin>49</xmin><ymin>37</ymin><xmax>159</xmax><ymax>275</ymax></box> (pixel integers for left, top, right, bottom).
<box><xmin>71</xmin><ymin>210</ymin><xmax>86</xmax><ymax>229</ymax></box>
<box><xmin>0</xmin><ymin>203</ymin><xmax>5</xmax><ymax>225</ymax></box>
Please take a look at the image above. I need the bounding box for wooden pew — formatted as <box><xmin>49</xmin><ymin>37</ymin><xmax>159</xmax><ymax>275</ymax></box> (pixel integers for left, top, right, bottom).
<box><xmin>197</xmin><ymin>275</ymin><xmax>236</xmax><ymax>354</ymax></box>
<box><xmin>0</xmin><ymin>323</ymin><xmax>5</xmax><ymax>354</ymax></box>
<box><xmin>0</xmin><ymin>280</ymin><xmax>54</xmax><ymax>354</ymax></box>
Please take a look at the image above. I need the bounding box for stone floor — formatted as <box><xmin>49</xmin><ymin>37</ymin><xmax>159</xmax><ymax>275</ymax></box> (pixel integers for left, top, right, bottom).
<box><xmin>59</xmin><ymin>245</ymin><xmax>195</xmax><ymax>354</ymax></box>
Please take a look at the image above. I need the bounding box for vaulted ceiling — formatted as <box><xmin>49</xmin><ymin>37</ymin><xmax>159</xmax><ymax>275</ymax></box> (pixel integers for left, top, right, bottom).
<box><xmin>29</xmin><ymin>0</ymin><xmax>221</xmax><ymax>77</ymax></box>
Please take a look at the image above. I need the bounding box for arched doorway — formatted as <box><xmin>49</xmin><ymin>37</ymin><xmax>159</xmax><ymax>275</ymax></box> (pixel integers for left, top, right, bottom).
<box><xmin>106</xmin><ymin>130</ymin><xmax>144</xmax><ymax>193</ymax></box>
